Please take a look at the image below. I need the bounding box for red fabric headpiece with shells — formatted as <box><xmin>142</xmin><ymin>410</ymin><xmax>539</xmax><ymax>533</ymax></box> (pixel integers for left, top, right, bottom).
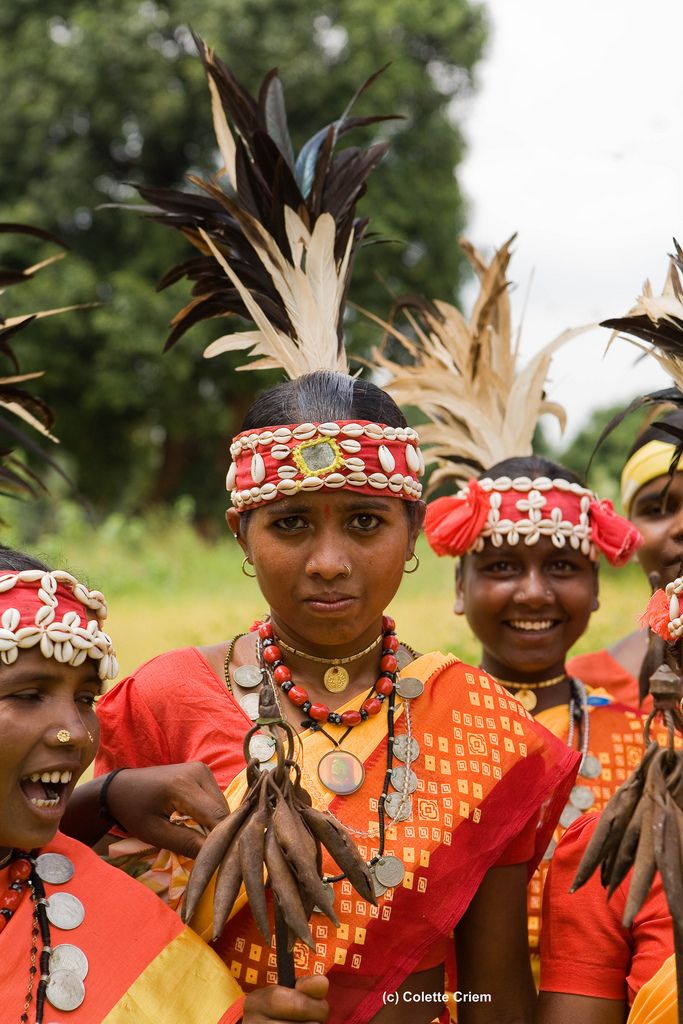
<box><xmin>424</xmin><ymin>475</ymin><xmax>642</xmax><ymax>567</ymax></box>
<box><xmin>227</xmin><ymin>420</ymin><xmax>424</xmax><ymax>510</ymax></box>
<box><xmin>0</xmin><ymin>569</ymin><xmax>118</xmax><ymax>680</ymax></box>
<box><xmin>641</xmin><ymin>579</ymin><xmax>683</xmax><ymax>641</ymax></box>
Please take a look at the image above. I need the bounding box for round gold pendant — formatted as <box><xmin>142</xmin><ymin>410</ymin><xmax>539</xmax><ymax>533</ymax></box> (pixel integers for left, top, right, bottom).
<box><xmin>514</xmin><ymin>688</ymin><xmax>537</xmax><ymax>712</ymax></box>
<box><xmin>323</xmin><ymin>665</ymin><xmax>350</xmax><ymax>692</ymax></box>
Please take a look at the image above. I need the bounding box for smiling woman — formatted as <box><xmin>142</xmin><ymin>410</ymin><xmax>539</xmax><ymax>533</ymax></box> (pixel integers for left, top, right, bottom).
<box><xmin>0</xmin><ymin>548</ymin><xmax>243</xmax><ymax>1024</ymax></box>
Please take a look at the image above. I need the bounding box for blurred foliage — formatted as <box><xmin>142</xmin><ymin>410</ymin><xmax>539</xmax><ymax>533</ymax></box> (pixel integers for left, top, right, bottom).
<box><xmin>0</xmin><ymin>0</ymin><xmax>487</xmax><ymax>529</ymax></box>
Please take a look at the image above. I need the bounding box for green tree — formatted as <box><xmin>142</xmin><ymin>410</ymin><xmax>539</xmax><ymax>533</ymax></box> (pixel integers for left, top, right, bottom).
<box><xmin>553</xmin><ymin>402</ymin><xmax>644</xmax><ymax>506</ymax></box>
<box><xmin>0</xmin><ymin>0</ymin><xmax>487</xmax><ymax>526</ymax></box>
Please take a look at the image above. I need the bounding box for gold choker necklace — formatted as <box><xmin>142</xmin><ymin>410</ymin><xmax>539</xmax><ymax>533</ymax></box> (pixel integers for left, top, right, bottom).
<box><xmin>277</xmin><ymin>633</ymin><xmax>383</xmax><ymax>692</ymax></box>
<box><xmin>494</xmin><ymin>672</ymin><xmax>568</xmax><ymax>712</ymax></box>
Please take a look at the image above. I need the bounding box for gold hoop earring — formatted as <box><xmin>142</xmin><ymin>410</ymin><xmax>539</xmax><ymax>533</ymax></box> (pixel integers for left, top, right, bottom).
<box><xmin>404</xmin><ymin>553</ymin><xmax>420</xmax><ymax>574</ymax></box>
<box><xmin>241</xmin><ymin>557</ymin><xmax>256</xmax><ymax>578</ymax></box>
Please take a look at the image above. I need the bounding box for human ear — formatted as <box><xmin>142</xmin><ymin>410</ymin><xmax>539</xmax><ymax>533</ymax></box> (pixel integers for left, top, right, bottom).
<box><xmin>592</xmin><ymin>565</ymin><xmax>600</xmax><ymax>612</ymax></box>
<box><xmin>226</xmin><ymin>508</ymin><xmax>247</xmax><ymax>553</ymax></box>
<box><xmin>454</xmin><ymin>559</ymin><xmax>466</xmax><ymax>616</ymax></box>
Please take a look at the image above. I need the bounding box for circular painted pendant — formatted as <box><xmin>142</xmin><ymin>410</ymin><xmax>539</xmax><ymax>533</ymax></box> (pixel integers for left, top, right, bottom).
<box><xmin>396</xmin><ymin>676</ymin><xmax>424</xmax><ymax>699</ymax></box>
<box><xmin>323</xmin><ymin>665</ymin><xmax>350</xmax><ymax>692</ymax></box>
<box><xmin>46</xmin><ymin>892</ymin><xmax>85</xmax><ymax>931</ymax></box>
<box><xmin>373</xmin><ymin>855</ymin><xmax>405</xmax><ymax>888</ymax></box>
<box><xmin>46</xmin><ymin>969</ymin><xmax>85</xmax><ymax>1011</ymax></box>
<box><xmin>317</xmin><ymin>750</ymin><xmax>365</xmax><ymax>795</ymax></box>
<box><xmin>36</xmin><ymin>853</ymin><xmax>74</xmax><ymax>885</ymax></box>
<box><xmin>233</xmin><ymin>665</ymin><xmax>263</xmax><ymax>689</ymax></box>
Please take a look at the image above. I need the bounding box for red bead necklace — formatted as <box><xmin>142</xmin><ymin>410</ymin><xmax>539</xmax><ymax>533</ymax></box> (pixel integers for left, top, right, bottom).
<box><xmin>0</xmin><ymin>855</ymin><xmax>32</xmax><ymax>934</ymax></box>
<box><xmin>259</xmin><ymin>615</ymin><xmax>399</xmax><ymax>728</ymax></box>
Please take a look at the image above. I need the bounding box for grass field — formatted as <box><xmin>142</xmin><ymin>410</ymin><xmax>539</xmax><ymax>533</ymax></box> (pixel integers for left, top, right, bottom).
<box><xmin>3</xmin><ymin>503</ymin><xmax>650</xmax><ymax>684</ymax></box>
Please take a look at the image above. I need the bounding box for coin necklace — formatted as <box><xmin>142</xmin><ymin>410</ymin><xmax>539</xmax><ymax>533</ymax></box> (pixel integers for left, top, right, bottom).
<box><xmin>540</xmin><ymin>678</ymin><xmax>602</xmax><ymax>859</ymax></box>
<box><xmin>497</xmin><ymin>672</ymin><xmax>567</xmax><ymax>713</ymax></box>
<box><xmin>277</xmin><ymin>632</ymin><xmax>383</xmax><ymax>693</ymax></box>
<box><xmin>10</xmin><ymin>851</ymin><xmax>89</xmax><ymax>1021</ymax></box>
<box><xmin>256</xmin><ymin>616</ymin><xmax>399</xmax><ymax>795</ymax></box>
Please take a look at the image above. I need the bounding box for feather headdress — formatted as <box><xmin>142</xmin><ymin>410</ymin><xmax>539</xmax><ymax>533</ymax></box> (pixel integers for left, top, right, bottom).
<box><xmin>0</xmin><ymin>223</ymin><xmax>83</xmax><ymax>500</ymax></box>
<box><xmin>367</xmin><ymin>233</ymin><xmax>588</xmax><ymax>491</ymax></box>
<box><xmin>134</xmin><ymin>37</ymin><xmax>397</xmax><ymax>378</ymax></box>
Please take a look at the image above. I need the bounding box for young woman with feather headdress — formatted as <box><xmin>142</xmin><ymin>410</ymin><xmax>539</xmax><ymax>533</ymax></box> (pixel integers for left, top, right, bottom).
<box><xmin>0</xmin><ymin>228</ymin><xmax>247</xmax><ymax>1023</ymax></box>
<box><xmin>568</xmin><ymin>256</ymin><xmax>683</xmax><ymax>708</ymax></box>
<box><xmin>536</xmin><ymin>250</ymin><xmax>683</xmax><ymax>1024</ymax></box>
<box><xmin>93</xmin><ymin>41</ymin><xmax>579</xmax><ymax>1024</ymax></box>
<box><xmin>371</xmin><ymin>233</ymin><xmax>661</xmax><ymax>987</ymax></box>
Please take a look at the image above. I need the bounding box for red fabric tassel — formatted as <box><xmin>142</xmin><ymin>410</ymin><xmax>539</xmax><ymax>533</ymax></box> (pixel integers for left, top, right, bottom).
<box><xmin>424</xmin><ymin>480</ymin><xmax>490</xmax><ymax>557</ymax></box>
<box><xmin>640</xmin><ymin>588</ymin><xmax>671</xmax><ymax>640</ymax></box>
<box><xmin>588</xmin><ymin>499</ymin><xmax>643</xmax><ymax>567</ymax></box>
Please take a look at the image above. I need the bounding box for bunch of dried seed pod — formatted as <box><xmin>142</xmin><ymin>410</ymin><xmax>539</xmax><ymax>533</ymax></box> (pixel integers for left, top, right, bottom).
<box><xmin>572</xmin><ymin>611</ymin><xmax>683</xmax><ymax>1023</ymax></box>
<box><xmin>182</xmin><ymin>681</ymin><xmax>375</xmax><ymax>979</ymax></box>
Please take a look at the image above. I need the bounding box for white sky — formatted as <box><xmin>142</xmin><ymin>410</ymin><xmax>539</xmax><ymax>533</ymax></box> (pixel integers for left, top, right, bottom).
<box><xmin>459</xmin><ymin>0</ymin><xmax>683</xmax><ymax>444</ymax></box>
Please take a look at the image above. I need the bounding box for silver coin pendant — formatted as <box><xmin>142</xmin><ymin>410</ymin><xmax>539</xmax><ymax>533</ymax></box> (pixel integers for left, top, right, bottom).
<box><xmin>248</xmin><ymin>732</ymin><xmax>277</xmax><ymax>764</ymax></box>
<box><xmin>46</xmin><ymin>892</ymin><xmax>85</xmax><ymax>931</ymax></box>
<box><xmin>239</xmin><ymin>692</ymin><xmax>261</xmax><ymax>721</ymax></box>
<box><xmin>580</xmin><ymin>754</ymin><xmax>602</xmax><ymax>779</ymax></box>
<box><xmin>373</xmin><ymin>855</ymin><xmax>405</xmax><ymax>888</ymax></box>
<box><xmin>50</xmin><ymin>943</ymin><xmax>89</xmax><ymax>980</ymax></box>
<box><xmin>393</xmin><ymin>735</ymin><xmax>420</xmax><ymax>763</ymax></box>
<box><xmin>569</xmin><ymin>784</ymin><xmax>595</xmax><ymax>811</ymax></box>
<box><xmin>385</xmin><ymin>792</ymin><xmax>412</xmax><ymax>821</ymax></box>
<box><xmin>233</xmin><ymin>664</ymin><xmax>263</xmax><ymax>689</ymax></box>
<box><xmin>396</xmin><ymin>676</ymin><xmax>424</xmax><ymax>699</ymax></box>
<box><xmin>390</xmin><ymin>765</ymin><xmax>418</xmax><ymax>795</ymax></box>
<box><xmin>559</xmin><ymin>804</ymin><xmax>582</xmax><ymax>829</ymax></box>
<box><xmin>36</xmin><ymin>853</ymin><xmax>74</xmax><ymax>885</ymax></box>
<box><xmin>46</xmin><ymin>969</ymin><xmax>85</xmax><ymax>1011</ymax></box>
<box><xmin>371</xmin><ymin>868</ymin><xmax>387</xmax><ymax>898</ymax></box>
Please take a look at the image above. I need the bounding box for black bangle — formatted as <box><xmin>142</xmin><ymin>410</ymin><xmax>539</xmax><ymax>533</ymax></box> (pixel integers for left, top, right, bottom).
<box><xmin>98</xmin><ymin>768</ymin><xmax>129</xmax><ymax>831</ymax></box>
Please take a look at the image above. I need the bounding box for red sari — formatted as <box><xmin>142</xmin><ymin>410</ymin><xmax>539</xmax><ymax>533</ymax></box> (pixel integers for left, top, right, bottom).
<box><xmin>97</xmin><ymin>650</ymin><xmax>579</xmax><ymax>1023</ymax></box>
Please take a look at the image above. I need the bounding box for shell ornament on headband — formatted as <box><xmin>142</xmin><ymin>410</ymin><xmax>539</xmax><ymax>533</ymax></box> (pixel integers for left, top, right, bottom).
<box><xmin>0</xmin><ymin>569</ymin><xmax>118</xmax><ymax>681</ymax></box>
<box><xmin>228</xmin><ymin>420</ymin><xmax>424</xmax><ymax>509</ymax></box>
<box><xmin>423</xmin><ymin>474</ymin><xmax>641</xmax><ymax>566</ymax></box>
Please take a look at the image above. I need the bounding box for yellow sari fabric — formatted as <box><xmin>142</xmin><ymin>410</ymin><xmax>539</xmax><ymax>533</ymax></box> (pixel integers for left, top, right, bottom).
<box><xmin>628</xmin><ymin>955</ymin><xmax>677</xmax><ymax>1023</ymax></box>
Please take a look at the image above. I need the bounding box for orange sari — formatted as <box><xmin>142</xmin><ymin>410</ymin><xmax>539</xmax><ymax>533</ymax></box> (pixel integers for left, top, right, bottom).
<box><xmin>103</xmin><ymin>653</ymin><xmax>579</xmax><ymax>1024</ymax></box>
<box><xmin>628</xmin><ymin>956</ymin><xmax>678</xmax><ymax>1022</ymax></box>
<box><xmin>0</xmin><ymin>831</ymin><xmax>241</xmax><ymax>1023</ymax></box>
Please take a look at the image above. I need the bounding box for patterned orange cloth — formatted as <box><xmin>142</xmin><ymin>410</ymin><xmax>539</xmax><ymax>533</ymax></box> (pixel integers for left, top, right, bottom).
<box><xmin>97</xmin><ymin>651</ymin><xmax>579</xmax><ymax>1024</ymax></box>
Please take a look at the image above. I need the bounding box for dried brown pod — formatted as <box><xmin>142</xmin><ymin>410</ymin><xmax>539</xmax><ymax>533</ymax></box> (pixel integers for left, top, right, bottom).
<box><xmin>572</xmin><ymin>649</ymin><xmax>683</xmax><ymax>1024</ymax></box>
<box><xmin>185</xmin><ymin>676</ymin><xmax>375</xmax><ymax>985</ymax></box>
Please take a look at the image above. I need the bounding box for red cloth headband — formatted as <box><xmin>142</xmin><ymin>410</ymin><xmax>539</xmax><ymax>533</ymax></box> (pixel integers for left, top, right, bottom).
<box><xmin>227</xmin><ymin>420</ymin><xmax>424</xmax><ymax>510</ymax></box>
<box><xmin>0</xmin><ymin>570</ymin><xmax>118</xmax><ymax>680</ymax></box>
<box><xmin>424</xmin><ymin>476</ymin><xmax>642</xmax><ymax>567</ymax></box>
